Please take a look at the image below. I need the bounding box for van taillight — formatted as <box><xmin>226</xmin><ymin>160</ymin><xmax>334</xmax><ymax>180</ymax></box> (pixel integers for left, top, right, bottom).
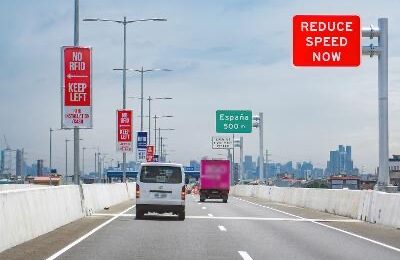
<box><xmin>136</xmin><ymin>184</ymin><xmax>140</xmax><ymax>199</ymax></box>
<box><xmin>181</xmin><ymin>186</ymin><xmax>186</xmax><ymax>200</ymax></box>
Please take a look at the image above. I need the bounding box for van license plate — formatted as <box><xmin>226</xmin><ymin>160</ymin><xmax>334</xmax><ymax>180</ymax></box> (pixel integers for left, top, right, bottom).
<box><xmin>154</xmin><ymin>193</ymin><xmax>167</xmax><ymax>199</ymax></box>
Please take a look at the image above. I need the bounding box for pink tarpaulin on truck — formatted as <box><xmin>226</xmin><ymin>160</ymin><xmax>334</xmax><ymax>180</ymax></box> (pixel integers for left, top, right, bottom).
<box><xmin>200</xmin><ymin>160</ymin><xmax>230</xmax><ymax>190</ymax></box>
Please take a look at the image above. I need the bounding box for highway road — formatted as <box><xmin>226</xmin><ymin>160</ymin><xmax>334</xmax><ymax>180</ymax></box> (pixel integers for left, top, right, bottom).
<box><xmin>2</xmin><ymin>194</ymin><xmax>400</xmax><ymax>260</ymax></box>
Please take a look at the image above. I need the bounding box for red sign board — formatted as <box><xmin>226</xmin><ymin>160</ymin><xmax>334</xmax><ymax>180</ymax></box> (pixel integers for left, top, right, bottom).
<box><xmin>146</xmin><ymin>146</ymin><xmax>155</xmax><ymax>162</ymax></box>
<box><xmin>116</xmin><ymin>109</ymin><xmax>133</xmax><ymax>152</ymax></box>
<box><xmin>62</xmin><ymin>46</ymin><xmax>92</xmax><ymax>128</ymax></box>
<box><xmin>292</xmin><ymin>15</ymin><xmax>360</xmax><ymax>67</ymax></box>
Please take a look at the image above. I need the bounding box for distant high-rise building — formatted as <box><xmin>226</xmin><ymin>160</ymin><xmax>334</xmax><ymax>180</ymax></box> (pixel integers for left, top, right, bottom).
<box><xmin>189</xmin><ymin>160</ymin><xmax>200</xmax><ymax>171</ymax></box>
<box><xmin>244</xmin><ymin>155</ymin><xmax>253</xmax><ymax>174</ymax></box>
<box><xmin>16</xmin><ymin>149</ymin><xmax>23</xmax><ymax>177</ymax></box>
<box><xmin>0</xmin><ymin>150</ymin><xmax>4</xmax><ymax>173</ymax></box>
<box><xmin>37</xmin><ymin>159</ymin><xmax>44</xmax><ymax>176</ymax></box>
<box><xmin>326</xmin><ymin>145</ymin><xmax>354</xmax><ymax>175</ymax></box>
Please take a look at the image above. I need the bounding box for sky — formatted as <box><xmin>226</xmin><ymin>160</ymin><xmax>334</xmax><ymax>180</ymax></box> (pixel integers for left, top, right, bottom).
<box><xmin>1</xmin><ymin>0</ymin><xmax>400</xmax><ymax>174</ymax></box>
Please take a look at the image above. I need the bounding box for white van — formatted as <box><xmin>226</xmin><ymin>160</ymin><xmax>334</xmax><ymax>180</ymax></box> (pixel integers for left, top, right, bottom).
<box><xmin>136</xmin><ymin>162</ymin><xmax>186</xmax><ymax>220</ymax></box>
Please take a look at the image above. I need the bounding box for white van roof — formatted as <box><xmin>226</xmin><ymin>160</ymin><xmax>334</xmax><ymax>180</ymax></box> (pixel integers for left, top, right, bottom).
<box><xmin>140</xmin><ymin>162</ymin><xmax>183</xmax><ymax>167</ymax></box>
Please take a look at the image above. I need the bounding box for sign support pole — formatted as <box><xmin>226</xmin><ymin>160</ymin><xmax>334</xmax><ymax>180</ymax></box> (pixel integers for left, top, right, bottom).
<box><xmin>73</xmin><ymin>0</ymin><xmax>80</xmax><ymax>185</ymax></box>
<box><xmin>232</xmin><ymin>133</ymin><xmax>235</xmax><ymax>184</ymax></box>
<box><xmin>362</xmin><ymin>18</ymin><xmax>393</xmax><ymax>191</ymax></box>
<box><xmin>240</xmin><ymin>136</ymin><xmax>244</xmax><ymax>183</ymax></box>
<box><xmin>259</xmin><ymin>112</ymin><xmax>264</xmax><ymax>182</ymax></box>
<box><xmin>377</xmin><ymin>18</ymin><xmax>389</xmax><ymax>190</ymax></box>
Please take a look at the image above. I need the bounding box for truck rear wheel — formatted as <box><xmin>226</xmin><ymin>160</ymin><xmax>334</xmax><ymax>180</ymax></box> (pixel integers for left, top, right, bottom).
<box><xmin>222</xmin><ymin>195</ymin><xmax>228</xmax><ymax>203</ymax></box>
<box><xmin>200</xmin><ymin>194</ymin><xmax>206</xmax><ymax>202</ymax></box>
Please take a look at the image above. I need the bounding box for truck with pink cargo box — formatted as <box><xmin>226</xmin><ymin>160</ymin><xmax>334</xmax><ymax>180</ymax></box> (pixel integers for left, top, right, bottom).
<box><xmin>199</xmin><ymin>159</ymin><xmax>230</xmax><ymax>203</ymax></box>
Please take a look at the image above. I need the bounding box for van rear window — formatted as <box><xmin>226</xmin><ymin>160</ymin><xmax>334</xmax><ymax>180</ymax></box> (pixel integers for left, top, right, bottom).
<box><xmin>140</xmin><ymin>166</ymin><xmax>182</xmax><ymax>184</ymax></box>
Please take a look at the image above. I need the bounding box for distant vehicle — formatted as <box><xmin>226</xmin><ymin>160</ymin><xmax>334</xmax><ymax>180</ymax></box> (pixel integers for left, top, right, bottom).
<box><xmin>199</xmin><ymin>159</ymin><xmax>230</xmax><ymax>203</ymax></box>
<box><xmin>136</xmin><ymin>162</ymin><xmax>186</xmax><ymax>220</ymax></box>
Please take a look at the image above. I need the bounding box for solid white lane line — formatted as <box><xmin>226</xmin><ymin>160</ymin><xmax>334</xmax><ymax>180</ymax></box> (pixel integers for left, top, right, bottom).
<box><xmin>234</xmin><ymin>197</ymin><xmax>400</xmax><ymax>253</ymax></box>
<box><xmin>186</xmin><ymin>216</ymin><xmax>360</xmax><ymax>222</ymax></box>
<box><xmin>92</xmin><ymin>213</ymin><xmax>135</xmax><ymax>217</ymax></box>
<box><xmin>46</xmin><ymin>205</ymin><xmax>136</xmax><ymax>260</ymax></box>
<box><xmin>90</xmin><ymin>213</ymin><xmax>360</xmax><ymax>222</ymax></box>
<box><xmin>218</xmin><ymin>225</ymin><xmax>227</xmax><ymax>232</ymax></box>
<box><xmin>238</xmin><ymin>251</ymin><xmax>253</xmax><ymax>260</ymax></box>
<box><xmin>312</xmin><ymin>221</ymin><xmax>400</xmax><ymax>253</ymax></box>
<box><xmin>201</xmin><ymin>206</ymin><xmax>207</xmax><ymax>210</ymax></box>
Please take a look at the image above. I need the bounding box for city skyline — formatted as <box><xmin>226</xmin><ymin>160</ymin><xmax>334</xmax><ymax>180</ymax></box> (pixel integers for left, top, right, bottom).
<box><xmin>2</xmin><ymin>1</ymin><xmax>400</xmax><ymax>173</ymax></box>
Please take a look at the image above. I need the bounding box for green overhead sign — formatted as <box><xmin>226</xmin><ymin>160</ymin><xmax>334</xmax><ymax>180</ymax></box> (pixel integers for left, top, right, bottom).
<box><xmin>216</xmin><ymin>110</ymin><xmax>252</xmax><ymax>133</ymax></box>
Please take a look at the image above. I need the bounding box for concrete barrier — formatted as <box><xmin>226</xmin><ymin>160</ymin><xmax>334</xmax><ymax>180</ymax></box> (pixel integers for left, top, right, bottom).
<box><xmin>126</xmin><ymin>182</ymin><xmax>137</xmax><ymax>199</ymax></box>
<box><xmin>81</xmin><ymin>183</ymin><xmax>136</xmax><ymax>214</ymax></box>
<box><xmin>0</xmin><ymin>184</ymin><xmax>42</xmax><ymax>191</ymax></box>
<box><xmin>0</xmin><ymin>185</ymin><xmax>84</xmax><ymax>253</ymax></box>
<box><xmin>0</xmin><ymin>182</ymin><xmax>136</xmax><ymax>253</ymax></box>
<box><xmin>231</xmin><ymin>185</ymin><xmax>400</xmax><ymax>228</ymax></box>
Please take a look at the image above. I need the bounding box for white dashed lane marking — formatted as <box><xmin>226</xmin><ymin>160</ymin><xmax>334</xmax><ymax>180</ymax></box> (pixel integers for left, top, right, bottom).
<box><xmin>238</xmin><ymin>251</ymin><xmax>253</xmax><ymax>260</ymax></box>
<box><xmin>218</xmin><ymin>225</ymin><xmax>227</xmax><ymax>232</ymax></box>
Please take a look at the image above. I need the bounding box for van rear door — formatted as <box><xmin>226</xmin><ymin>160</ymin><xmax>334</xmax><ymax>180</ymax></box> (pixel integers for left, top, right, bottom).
<box><xmin>139</xmin><ymin>165</ymin><xmax>183</xmax><ymax>203</ymax></box>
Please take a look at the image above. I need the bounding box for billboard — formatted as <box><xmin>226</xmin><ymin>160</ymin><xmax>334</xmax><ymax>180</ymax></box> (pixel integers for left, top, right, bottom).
<box><xmin>116</xmin><ymin>109</ymin><xmax>133</xmax><ymax>152</ymax></box>
<box><xmin>136</xmin><ymin>132</ymin><xmax>148</xmax><ymax>163</ymax></box>
<box><xmin>61</xmin><ymin>46</ymin><xmax>92</xmax><ymax>128</ymax></box>
<box><xmin>146</xmin><ymin>145</ymin><xmax>155</xmax><ymax>162</ymax></box>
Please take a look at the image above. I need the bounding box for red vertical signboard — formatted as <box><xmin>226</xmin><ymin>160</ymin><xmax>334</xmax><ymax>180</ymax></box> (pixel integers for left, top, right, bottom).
<box><xmin>61</xmin><ymin>46</ymin><xmax>92</xmax><ymax>128</ymax></box>
<box><xmin>146</xmin><ymin>146</ymin><xmax>155</xmax><ymax>162</ymax></box>
<box><xmin>293</xmin><ymin>15</ymin><xmax>361</xmax><ymax>67</ymax></box>
<box><xmin>117</xmin><ymin>109</ymin><xmax>133</xmax><ymax>152</ymax></box>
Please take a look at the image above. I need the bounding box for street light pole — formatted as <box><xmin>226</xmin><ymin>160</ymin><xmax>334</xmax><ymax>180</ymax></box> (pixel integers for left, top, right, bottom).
<box><xmin>83</xmin><ymin>17</ymin><xmax>166</xmax><ymax>182</ymax></box>
<box><xmin>49</xmin><ymin>128</ymin><xmax>53</xmax><ymax>172</ymax></box>
<box><xmin>148</xmin><ymin>96</ymin><xmax>152</xmax><ymax>144</ymax></box>
<box><xmin>82</xmin><ymin>147</ymin><xmax>86</xmax><ymax>176</ymax></box>
<box><xmin>158</xmin><ymin>128</ymin><xmax>175</xmax><ymax>157</ymax></box>
<box><xmin>120</xmin><ymin>68</ymin><xmax>172</xmax><ymax>133</ymax></box>
<box><xmin>154</xmin><ymin>115</ymin><xmax>158</xmax><ymax>152</ymax></box>
<box><xmin>65</xmin><ymin>139</ymin><xmax>70</xmax><ymax>184</ymax></box>
<box><xmin>140</xmin><ymin>67</ymin><xmax>144</xmax><ymax>131</ymax></box>
<box><xmin>153</xmin><ymin>116</ymin><xmax>174</xmax><ymax>153</ymax></box>
<box><xmin>122</xmin><ymin>16</ymin><xmax>127</xmax><ymax>182</ymax></box>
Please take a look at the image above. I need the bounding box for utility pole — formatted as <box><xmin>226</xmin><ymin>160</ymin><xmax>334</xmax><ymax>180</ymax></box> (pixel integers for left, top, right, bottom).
<box><xmin>73</xmin><ymin>0</ymin><xmax>80</xmax><ymax>185</ymax></box>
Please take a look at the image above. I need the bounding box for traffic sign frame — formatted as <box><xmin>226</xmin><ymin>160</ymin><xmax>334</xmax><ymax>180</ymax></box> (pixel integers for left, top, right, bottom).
<box><xmin>61</xmin><ymin>46</ymin><xmax>93</xmax><ymax>129</ymax></box>
<box><xmin>216</xmin><ymin>110</ymin><xmax>252</xmax><ymax>133</ymax></box>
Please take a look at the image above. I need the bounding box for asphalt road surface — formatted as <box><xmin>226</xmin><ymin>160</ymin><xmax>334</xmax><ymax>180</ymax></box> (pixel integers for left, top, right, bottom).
<box><xmin>2</xmin><ymin>195</ymin><xmax>400</xmax><ymax>260</ymax></box>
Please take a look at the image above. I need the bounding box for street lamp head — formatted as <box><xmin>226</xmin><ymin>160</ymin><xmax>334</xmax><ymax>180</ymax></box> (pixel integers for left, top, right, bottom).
<box><xmin>154</xmin><ymin>97</ymin><xmax>173</xmax><ymax>100</ymax></box>
<box><xmin>83</xmin><ymin>18</ymin><xmax>119</xmax><ymax>23</ymax></box>
<box><xmin>149</xmin><ymin>18</ymin><xmax>167</xmax><ymax>22</ymax></box>
<box><xmin>83</xmin><ymin>18</ymin><xmax>99</xmax><ymax>22</ymax></box>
